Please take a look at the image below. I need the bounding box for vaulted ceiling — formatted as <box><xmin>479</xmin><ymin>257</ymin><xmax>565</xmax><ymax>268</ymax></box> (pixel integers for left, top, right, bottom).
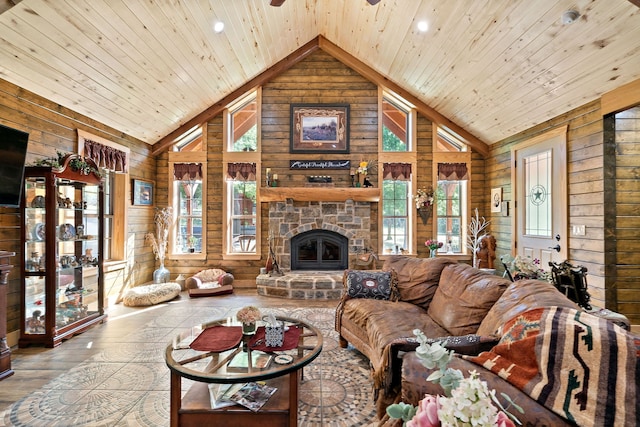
<box><xmin>0</xmin><ymin>0</ymin><xmax>639</xmax><ymax>149</ymax></box>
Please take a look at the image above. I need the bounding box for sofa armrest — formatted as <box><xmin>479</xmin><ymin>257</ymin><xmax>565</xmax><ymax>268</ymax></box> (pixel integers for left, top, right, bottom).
<box><xmin>400</xmin><ymin>352</ymin><xmax>574</xmax><ymax>426</ymax></box>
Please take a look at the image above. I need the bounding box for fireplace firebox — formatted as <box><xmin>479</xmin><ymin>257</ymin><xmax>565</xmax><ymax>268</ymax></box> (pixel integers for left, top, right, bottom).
<box><xmin>290</xmin><ymin>230</ymin><xmax>348</xmax><ymax>270</ymax></box>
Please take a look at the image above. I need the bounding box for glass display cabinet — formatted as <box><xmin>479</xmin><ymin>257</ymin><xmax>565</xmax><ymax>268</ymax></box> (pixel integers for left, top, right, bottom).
<box><xmin>19</xmin><ymin>154</ymin><xmax>106</xmax><ymax>347</ymax></box>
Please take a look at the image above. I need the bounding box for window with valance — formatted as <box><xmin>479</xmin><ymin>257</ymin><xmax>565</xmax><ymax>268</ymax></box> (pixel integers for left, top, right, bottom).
<box><xmin>382</xmin><ymin>162</ymin><xmax>412</xmax><ymax>255</ymax></box>
<box><xmin>171</xmin><ymin>162</ymin><xmax>205</xmax><ymax>255</ymax></box>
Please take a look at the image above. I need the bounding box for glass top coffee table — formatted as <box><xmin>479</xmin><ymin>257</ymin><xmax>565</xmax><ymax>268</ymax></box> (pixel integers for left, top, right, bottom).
<box><xmin>165</xmin><ymin>315</ymin><xmax>323</xmax><ymax>427</ymax></box>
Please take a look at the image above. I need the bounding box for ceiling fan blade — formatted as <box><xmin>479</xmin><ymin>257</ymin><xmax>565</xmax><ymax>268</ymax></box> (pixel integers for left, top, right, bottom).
<box><xmin>270</xmin><ymin>0</ymin><xmax>286</xmax><ymax>6</ymax></box>
<box><xmin>367</xmin><ymin>0</ymin><xmax>381</xmax><ymax>4</ymax></box>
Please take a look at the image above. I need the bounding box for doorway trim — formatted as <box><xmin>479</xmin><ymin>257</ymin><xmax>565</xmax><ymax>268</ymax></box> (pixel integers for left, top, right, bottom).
<box><xmin>510</xmin><ymin>125</ymin><xmax>568</xmax><ymax>261</ymax></box>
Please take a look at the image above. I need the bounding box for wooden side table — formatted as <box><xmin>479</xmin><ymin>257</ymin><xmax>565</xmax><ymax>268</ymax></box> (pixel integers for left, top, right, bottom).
<box><xmin>0</xmin><ymin>251</ymin><xmax>16</xmax><ymax>380</ymax></box>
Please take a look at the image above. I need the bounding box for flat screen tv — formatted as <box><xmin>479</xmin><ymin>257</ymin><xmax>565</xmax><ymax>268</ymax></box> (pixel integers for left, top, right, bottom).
<box><xmin>0</xmin><ymin>124</ymin><xmax>29</xmax><ymax>208</ymax></box>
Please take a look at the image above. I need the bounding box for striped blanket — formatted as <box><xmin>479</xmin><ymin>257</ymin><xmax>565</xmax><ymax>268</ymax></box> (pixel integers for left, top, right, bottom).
<box><xmin>468</xmin><ymin>307</ymin><xmax>639</xmax><ymax>427</ymax></box>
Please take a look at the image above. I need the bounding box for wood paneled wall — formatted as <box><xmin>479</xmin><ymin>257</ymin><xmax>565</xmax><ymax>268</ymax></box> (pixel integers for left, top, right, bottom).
<box><xmin>160</xmin><ymin>50</ymin><xmax>457</xmax><ymax>279</ymax></box>
<box><xmin>486</xmin><ymin>100</ymin><xmax>630</xmax><ymax>318</ymax></box>
<box><xmin>0</xmin><ymin>78</ymin><xmax>154</xmax><ymax>339</ymax></box>
<box><xmin>612</xmin><ymin>106</ymin><xmax>640</xmax><ymax>323</ymax></box>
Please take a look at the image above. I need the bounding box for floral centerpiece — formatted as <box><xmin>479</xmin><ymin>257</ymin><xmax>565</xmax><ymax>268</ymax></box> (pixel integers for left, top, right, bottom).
<box><xmin>237</xmin><ymin>306</ymin><xmax>261</xmax><ymax>335</ymax></box>
<box><xmin>386</xmin><ymin>330</ymin><xmax>522</xmax><ymax>427</ymax></box>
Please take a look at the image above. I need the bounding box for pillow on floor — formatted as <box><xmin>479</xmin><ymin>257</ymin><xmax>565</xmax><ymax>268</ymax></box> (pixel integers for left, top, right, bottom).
<box><xmin>123</xmin><ymin>282</ymin><xmax>182</xmax><ymax>306</ymax></box>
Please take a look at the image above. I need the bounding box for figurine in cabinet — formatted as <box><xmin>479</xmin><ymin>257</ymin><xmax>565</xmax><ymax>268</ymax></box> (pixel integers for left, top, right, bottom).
<box><xmin>26</xmin><ymin>310</ymin><xmax>45</xmax><ymax>333</ymax></box>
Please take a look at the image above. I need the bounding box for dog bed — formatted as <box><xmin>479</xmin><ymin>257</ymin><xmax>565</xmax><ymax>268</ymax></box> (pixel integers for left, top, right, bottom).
<box><xmin>122</xmin><ymin>282</ymin><xmax>182</xmax><ymax>307</ymax></box>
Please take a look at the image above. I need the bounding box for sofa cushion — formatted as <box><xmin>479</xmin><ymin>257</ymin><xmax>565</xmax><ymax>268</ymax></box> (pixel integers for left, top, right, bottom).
<box><xmin>344</xmin><ymin>269</ymin><xmax>397</xmax><ymax>300</ymax></box>
<box><xmin>342</xmin><ymin>298</ymin><xmax>449</xmax><ymax>340</ymax></box>
<box><xmin>476</xmin><ymin>278</ymin><xmax>578</xmax><ymax>336</ymax></box>
<box><xmin>427</xmin><ymin>263</ymin><xmax>511</xmax><ymax>336</ymax></box>
<box><xmin>383</xmin><ymin>256</ymin><xmax>455</xmax><ymax>310</ymax></box>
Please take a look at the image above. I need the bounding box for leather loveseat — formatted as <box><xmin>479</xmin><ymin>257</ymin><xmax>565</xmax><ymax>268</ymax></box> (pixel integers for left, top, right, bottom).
<box><xmin>334</xmin><ymin>255</ymin><xmax>579</xmax><ymax>420</ymax></box>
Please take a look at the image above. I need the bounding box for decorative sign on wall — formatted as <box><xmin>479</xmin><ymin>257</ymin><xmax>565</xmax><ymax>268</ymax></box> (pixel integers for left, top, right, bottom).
<box><xmin>290</xmin><ymin>160</ymin><xmax>351</xmax><ymax>170</ymax></box>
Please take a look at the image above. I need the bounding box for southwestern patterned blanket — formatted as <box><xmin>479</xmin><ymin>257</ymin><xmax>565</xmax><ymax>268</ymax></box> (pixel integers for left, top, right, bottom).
<box><xmin>468</xmin><ymin>306</ymin><xmax>639</xmax><ymax>427</ymax></box>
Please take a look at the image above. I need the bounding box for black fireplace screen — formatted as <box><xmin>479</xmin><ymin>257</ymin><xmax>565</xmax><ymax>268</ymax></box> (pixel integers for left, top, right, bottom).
<box><xmin>290</xmin><ymin>230</ymin><xmax>348</xmax><ymax>270</ymax></box>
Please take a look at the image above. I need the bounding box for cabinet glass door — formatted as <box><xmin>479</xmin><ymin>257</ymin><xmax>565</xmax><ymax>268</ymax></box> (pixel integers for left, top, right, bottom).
<box><xmin>24</xmin><ymin>177</ymin><xmax>46</xmax><ymax>335</ymax></box>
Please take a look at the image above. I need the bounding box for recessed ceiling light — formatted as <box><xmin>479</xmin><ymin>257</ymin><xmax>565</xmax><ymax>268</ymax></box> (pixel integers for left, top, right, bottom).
<box><xmin>417</xmin><ymin>21</ymin><xmax>429</xmax><ymax>32</ymax></box>
<box><xmin>561</xmin><ymin>10</ymin><xmax>580</xmax><ymax>25</ymax></box>
<box><xmin>213</xmin><ymin>21</ymin><xmax>224</xmax><ymax>33</ymax></box>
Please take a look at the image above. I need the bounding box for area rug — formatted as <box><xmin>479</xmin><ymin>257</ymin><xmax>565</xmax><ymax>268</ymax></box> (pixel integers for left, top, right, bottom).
<box><xmin>0</xmin><ymin>306</ymin><xmax>378</xmax><ymax>427</ymax></box>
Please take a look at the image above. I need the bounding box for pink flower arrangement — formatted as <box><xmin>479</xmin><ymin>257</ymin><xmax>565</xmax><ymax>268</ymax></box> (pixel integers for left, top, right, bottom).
<box><xmin>425</xmin><ymin>240</ymin><xmax>443</xmax><ymax>251</ymax></box>
<box><xmin>236</xmin><ymin>306</ymin><xmax>261</xmax><ymax>324</ymax></box>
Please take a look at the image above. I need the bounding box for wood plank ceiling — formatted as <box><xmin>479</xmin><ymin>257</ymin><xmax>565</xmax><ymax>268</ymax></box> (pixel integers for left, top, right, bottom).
<box><xmin>0</xmin><ymin>0</ymin><xmax>638</xmax><ymax>147</ymax></box>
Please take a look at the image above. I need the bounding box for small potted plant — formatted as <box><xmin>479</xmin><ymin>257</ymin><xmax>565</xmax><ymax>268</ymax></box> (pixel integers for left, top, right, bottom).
<box><xmin>187</xmin><ymin>235</ymin><xmax>198</xmax><ymax>253</ymax></box>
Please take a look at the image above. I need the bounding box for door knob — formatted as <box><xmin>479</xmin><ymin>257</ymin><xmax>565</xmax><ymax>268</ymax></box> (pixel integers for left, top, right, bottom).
<box><xmin>549</xmin><ymin>244</ymin><xmax>561</xmax><ymax>252</ymax></box>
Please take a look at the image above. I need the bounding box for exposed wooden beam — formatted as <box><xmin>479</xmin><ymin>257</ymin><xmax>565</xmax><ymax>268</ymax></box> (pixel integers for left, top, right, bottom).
<box><xmin>270</xmin><ymin>0</ymin><xmax>286</xmax><ymax>6</ymax></box>
<box><xmin>318</xmin><ymin>36</ymin><xmax>489</xmax><ymax>157</ymax></box>
<box><xmin>152</xmin><ymin>38</ymin><xmax>320</xmax><ymax>156</ymax></box>
<box><xmin>628</xmin><ymin>0</ymin><xmax>640</xmax><ymax>8</ymax></box>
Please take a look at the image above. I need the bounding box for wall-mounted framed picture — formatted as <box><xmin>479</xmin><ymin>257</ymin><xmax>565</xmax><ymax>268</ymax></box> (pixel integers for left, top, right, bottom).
<box><xmin>290</xmin><ymin>103</ymin><xmax>349</xmax><ymax>154</ymax></box>
<box><xmin>491</xmin><ymin>187</ymin><xmax>502</xmax><ymax>213</ymax></box>
<box><xmin>132</xmin><ymin>179</ymin><xmax>154</xmax><ymax>206</ymax></box>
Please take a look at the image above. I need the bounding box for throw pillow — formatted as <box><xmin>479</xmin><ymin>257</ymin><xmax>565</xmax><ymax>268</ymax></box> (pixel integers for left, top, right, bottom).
<box><xmin>427</xmin><ymin>263</ymin><xmax>511</xmax><ymax>336</ymax></box>
<box><xmin>383</xmin><ymin>256</ymin><xmax>455</xmax><ymax>309</ymax></box>
<box><xmin>343</xmin><ymin>269</ymin><xmax>398</xmax><ymax>300</ymax></box>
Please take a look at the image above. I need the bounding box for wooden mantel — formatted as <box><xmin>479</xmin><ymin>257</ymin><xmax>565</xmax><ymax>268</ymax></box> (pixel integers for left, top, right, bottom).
<box><xmin>260</xmin><ymin>187</ymin><xmax>380</xmax><ymax>202</ymax></box>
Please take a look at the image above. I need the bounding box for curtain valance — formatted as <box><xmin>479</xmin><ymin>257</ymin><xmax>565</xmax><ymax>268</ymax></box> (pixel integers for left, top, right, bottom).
<box><xmin>173</xmin><ymin>163</ymin><xmax>202</xmax><ymax>181</ymax></box>
<box><xmin>226</xmin><ymin>163</ymin><xmax>256</xmax><ymax>181</ymax></box>
<box><xmin>382</xmin><ymin>163</ymin><xmax>412</xmax><ymax>180</ymax></box>
<box><xmin>84</xmin><ymin>139</ymin><xmax>127</xmax><ymax>173</ymax></box>
<box><xmin>437</xmin><ymin>163</ymin><xmax>469</xmax><ymax>180</ymax></box>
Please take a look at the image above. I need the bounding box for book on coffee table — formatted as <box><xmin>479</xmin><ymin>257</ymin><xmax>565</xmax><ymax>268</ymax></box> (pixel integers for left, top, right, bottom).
<box><xmin>229</xmin><ymin>381</ymin><xmax>277</xmax><ymax>412</ymax></box>
<box><xmin>227</xmin><ymin>350</ymin><xmax>272</xmax><ymax>370</ymax></box>
<box><xmin>208</xmin><ymin>382</ymin><xmax>245</xmax><ymax>409</ymax></box>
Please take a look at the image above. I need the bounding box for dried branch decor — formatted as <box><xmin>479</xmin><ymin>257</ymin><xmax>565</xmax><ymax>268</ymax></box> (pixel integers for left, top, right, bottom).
<box><xmin>467</xmin><ymin>208</ymin><xmax>490</xmax><ymax>268</ymax></box>
<box><xmin>145</xmin><ymin>207</ymin><xmax>172</xmax><ymax>266</ymax></box>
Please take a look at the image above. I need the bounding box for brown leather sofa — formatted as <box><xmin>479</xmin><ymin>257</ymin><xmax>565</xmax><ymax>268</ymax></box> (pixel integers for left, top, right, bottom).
<box><xmin>335</xmin><ymin>255</ymin><xmax>579</xmax><ymax>420</ymax></box>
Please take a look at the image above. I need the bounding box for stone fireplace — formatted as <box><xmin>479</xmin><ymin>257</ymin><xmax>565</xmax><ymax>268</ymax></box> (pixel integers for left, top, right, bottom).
<box><xmin>268</xmin><ymin>199</ymin><xmax>372</xmax><ymax>271</ymax></box>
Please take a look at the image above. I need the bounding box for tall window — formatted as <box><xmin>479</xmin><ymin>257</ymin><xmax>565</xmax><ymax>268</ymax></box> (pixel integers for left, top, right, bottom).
<box><xmin>380</xmin><ymin>90</ymin><xmax>415</xmax><ymax>254</ymax></box>
<box><xmin>434</xmin><ymin>127</ymin><xmax>469</xmax><ymax>254</ymax></box>
<box><xmin>382</xmin><ymin>164</ymin><xmax>412</xmax><ymax>254</ymax></box>
<box><xmin>173</xmin><ymin>164</ymin><xmax>203</xmax><ymax>254</ymax></box>
<box><xmin>224</xmin><ymin>90</ymin><xmax>260</xmax><ymax>257</ymax></box>
<box><xmin>169</xmin><ymin>126</ymin><xmax>206</xmax><ymax>258</ymax></box>
<box><xmin>77</xmin><ymin>130</ymin><xmax>129</xmax><ymax>263</ymax></box>
<box><xmin>227</xmin><ymin>166</ymin><xmax>257</xmax><ymax>254</ymax></box>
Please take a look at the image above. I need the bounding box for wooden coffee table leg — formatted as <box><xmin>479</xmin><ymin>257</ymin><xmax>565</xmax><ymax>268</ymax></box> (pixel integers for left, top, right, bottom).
<box><xmin>289</xmin><ymin>370</ymin><xmax>299</xmax><ymax>427</ymax></box>
<box><xmin>170</xmin><ymin>371</ymin><xmax>181</xmax><ymax>427</ymax></box>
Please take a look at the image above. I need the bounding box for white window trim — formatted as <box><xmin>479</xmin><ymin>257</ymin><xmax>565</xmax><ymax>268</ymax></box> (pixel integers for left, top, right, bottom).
<box><xmin>222</xmin><ymin>89</ymin><xmax>261</xmax><ymax>260</ymax></box>
<box><xmin>168</xmin><ymin>151</ymin><xmax>207</xmax><ymax>260</ymax></box>
<box><xmin>379</xmin><ymin>88</ymin><xmax>418</xmax><ymax>255</ymax></box>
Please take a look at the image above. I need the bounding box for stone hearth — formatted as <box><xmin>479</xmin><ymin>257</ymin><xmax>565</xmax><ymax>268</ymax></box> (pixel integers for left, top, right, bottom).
<box><xmin>256</xmin><ymin>271</ymin><xmax>344</xmax><ymax>299</ymax></box>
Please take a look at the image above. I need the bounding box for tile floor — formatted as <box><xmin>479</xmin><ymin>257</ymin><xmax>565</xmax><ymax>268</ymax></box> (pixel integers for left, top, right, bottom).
<box><xmin>0</xmin><ymin>289</ymin><xmax>379</xmax><ymax>426</ymax></box>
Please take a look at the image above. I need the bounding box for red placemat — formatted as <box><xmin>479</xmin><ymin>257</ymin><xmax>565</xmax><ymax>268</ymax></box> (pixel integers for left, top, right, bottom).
<box><xmin>248</xmin><ymin>326</ymin><xmax>302</xmax><ymax>351</ymax></box>
<box><xmin>190</xmin><ymin>325</ymin><xmax>243</xmax><ymax>352</ymax></box>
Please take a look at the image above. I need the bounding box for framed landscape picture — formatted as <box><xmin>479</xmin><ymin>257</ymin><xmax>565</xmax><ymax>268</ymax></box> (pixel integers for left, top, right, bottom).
<box><xmin>290</xmin><ymin>103</ymin><xmax>349</xmax><ymax>153</ymax></box>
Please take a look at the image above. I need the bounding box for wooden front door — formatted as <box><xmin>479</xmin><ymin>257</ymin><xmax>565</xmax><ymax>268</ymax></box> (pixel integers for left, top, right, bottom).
<box><xmin>512</xmin><ymin>126</ymin><xmax>568</xmax><ymax>266</ymax></box>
